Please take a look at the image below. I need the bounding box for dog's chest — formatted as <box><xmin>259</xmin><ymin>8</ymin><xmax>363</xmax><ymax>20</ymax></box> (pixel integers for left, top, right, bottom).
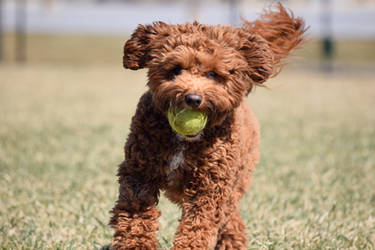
<box><xmin>166</xmin><ymin>146</ymin><xmax>185</xmax><ymax>186</ymax></box>
<box><xmin>169</xmin><ymin>149</ymin><xmax>184</xmax><ymax>173</ymax></box>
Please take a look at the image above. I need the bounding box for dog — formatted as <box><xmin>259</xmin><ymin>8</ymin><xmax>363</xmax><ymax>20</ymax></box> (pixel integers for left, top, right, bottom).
<box><xmin>110</xmin><ymin>4</ymin><xmax>305</xmax><ymax>249</ymax></box>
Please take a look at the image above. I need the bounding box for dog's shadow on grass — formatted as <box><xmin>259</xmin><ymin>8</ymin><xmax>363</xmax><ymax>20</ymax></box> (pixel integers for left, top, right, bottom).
<box><xmin>99</xmin><ymin>245</ymin><xmax>111</xmax><ymax>250</ymax></box>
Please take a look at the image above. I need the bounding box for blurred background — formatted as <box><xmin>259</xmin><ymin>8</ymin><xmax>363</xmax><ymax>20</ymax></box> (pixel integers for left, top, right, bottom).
<box><xmin>1</xmin><ymin>0</ymin><xmax>375</xmax><ymax>68</ymax></box>
<box><xmin>1</xmin><ymin>0</ymin><xmax>374</xmax><ymax>249</ymax></box>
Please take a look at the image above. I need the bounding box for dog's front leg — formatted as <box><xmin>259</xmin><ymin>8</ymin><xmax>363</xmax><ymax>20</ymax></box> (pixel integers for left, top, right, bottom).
<box><xmin>172</xmin><ymin>186</ymin><xmax>235</xmax><ymax>250</ymax></box>
<box><xmin>110</xmin><ymin>204</ymin><xmax>160</xmax><ymax>250</ymax></box>
<box><xmin>110</xmin><ymin>165</ymin><xmax>162</xmax><ymax>250</ymax></box>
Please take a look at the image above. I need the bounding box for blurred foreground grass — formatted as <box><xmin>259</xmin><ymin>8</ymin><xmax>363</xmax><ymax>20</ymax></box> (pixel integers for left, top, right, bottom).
<box><xmin>0</xmin><ymin>63</ymin><xmax>374</xmax><ymax>249</ymax></box>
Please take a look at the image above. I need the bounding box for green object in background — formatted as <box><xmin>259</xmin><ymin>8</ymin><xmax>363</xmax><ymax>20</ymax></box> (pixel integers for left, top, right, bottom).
<box><xmin>322</xmin><ymin>37</ymin><xmax>335</xmax><ymax>59</ymax></box>
<box><xmin>168</xmin><ymin>105</ymin><xmax>207</xmax><ymax>136</ymax></box>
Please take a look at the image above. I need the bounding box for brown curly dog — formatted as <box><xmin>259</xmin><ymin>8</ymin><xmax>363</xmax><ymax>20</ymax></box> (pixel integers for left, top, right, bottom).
<box><xmin>110</xmin><ymin>4</ymin><xmax>305</xmax><ymax>249</ymax></box>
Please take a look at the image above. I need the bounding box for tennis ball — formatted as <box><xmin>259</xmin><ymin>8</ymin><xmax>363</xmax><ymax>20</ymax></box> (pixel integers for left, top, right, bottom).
<box><xmin>167</xmin><ymin>105</ymin><xmax>208</xmax><ymax>136</ymax></box>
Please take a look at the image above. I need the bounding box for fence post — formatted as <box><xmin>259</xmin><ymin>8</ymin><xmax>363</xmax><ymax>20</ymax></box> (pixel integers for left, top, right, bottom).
<box><xmin>228</xmin><ymin>0</ymin><xmax>240</xmax><ymax>26</ymax></box>
<box><xmin>320</xmin><ymin>0</ymin><xmax>335</xmax><ymax>72</ymax></box>
<box><xmin>16</xmin><ymin>0</ymin><xmax>27</xmax><ymax>63</ymax></box>
<box><xmin>0</xmin><ymin>0</ymin><xmax>3</xmax><ymax>63</ymax></box>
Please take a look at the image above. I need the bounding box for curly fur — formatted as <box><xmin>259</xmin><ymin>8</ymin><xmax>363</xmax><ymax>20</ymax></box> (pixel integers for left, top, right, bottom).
<box><xmin>110</xmin><ymin>4</ymin><xmax>305</xmax><ymax>249</ymax></box>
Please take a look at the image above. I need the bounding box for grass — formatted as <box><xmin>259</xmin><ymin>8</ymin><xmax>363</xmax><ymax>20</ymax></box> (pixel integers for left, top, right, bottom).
<box><xmin>0</xmin><ymin>33</ymin><xmax>375</xmax><ymax>249</ymax></box>
<box><xmin>0</xmin><ymin>64</ymin><xmax>374</xmax><ymax>249</ymax></box>
<box><xmin>2</xmin><ymin>33</ymin><xmax>375</xmax><ymax>65</ymax></box>
<box><xmin>3</xmin><ymin>33</ymin><xmax>127</xmax><ymax>66</ymax></box>
<box><xmin>294</xmin><ymin>39</ymin><xmax>375</xmax><ymax>64</ymax></box>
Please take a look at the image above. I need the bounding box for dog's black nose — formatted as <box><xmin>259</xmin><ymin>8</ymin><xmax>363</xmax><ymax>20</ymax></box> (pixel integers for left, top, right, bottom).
<box><xmin>185</xmin><ymin>94</ymin><xmax>202</xmax><ymax>108</ymax></box>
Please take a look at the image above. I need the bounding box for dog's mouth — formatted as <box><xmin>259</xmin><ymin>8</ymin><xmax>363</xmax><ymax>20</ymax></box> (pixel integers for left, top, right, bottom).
<box><xmin>176</xmin><ymin>131</ymin><xmax>203</xmax><ymax>142</ymax></box>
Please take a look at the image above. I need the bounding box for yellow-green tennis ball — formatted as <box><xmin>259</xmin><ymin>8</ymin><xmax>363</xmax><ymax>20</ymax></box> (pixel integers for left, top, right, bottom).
<box><xmin>168</xmin><ymin>105</ymin><xmax>208</xmax><ymax>136</ymax></box>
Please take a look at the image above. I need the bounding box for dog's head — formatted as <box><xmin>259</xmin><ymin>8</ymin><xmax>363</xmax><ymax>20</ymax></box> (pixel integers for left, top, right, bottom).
<box><xmin>123</xmin><ymin>4</ymin><xmax>305</xmax><ymax>136</ymax></box>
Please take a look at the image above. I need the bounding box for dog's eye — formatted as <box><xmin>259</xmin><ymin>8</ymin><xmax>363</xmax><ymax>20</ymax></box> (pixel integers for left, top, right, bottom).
<box><xmin>167</xmin><ymin>66</ymin><xmax>183</xmax><ymax>80</ymax></box>
<box><xmin>206</xmin><ymin>71</ymin><xmax>219</xmax><ymax>79</ymax></box>
<box><xmin>170</xmin><ymin>66</ymin><xmax>182</xmax><ymax>78</ymax></box>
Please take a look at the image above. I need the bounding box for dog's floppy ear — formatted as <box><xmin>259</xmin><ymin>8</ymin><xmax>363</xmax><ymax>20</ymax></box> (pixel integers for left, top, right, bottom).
<box><xmin>238</xmin><ymin>4</ymin><xmax>306</xmax><ymax>85</ymax></box>
<box><xmin>235</xmin><ymin>32</ymin><xmax>275</xmax><ymax>85</ymax></box>
<box><xmin>243</xmin><ymin>3</ymin><xmax>306</xmax><ymax>66</ymax></box>
<box><xmin>123</xmin><ymin>22</ymin><xmax>169</xmax><ymax>70</ymax></box>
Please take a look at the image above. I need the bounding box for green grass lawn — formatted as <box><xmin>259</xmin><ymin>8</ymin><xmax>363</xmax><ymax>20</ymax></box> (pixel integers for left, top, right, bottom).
<box><xmin>0</xmin><ymin>63</ymin><xmax>374</xmax><ymax>249</ymax></box>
